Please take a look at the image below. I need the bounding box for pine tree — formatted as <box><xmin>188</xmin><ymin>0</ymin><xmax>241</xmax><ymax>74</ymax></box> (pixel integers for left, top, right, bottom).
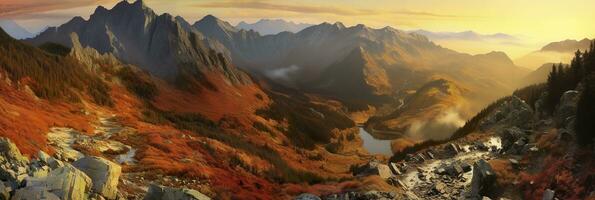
<box><xmin>576</xmin><ymin>74</ymin><xmax>595</xmax><ymax>146</ymax></box>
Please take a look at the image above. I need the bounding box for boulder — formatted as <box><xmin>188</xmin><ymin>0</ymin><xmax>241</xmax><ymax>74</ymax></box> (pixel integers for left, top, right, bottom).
<box><xmin>0</xmin><ymin>138</ymin><xmax>29</xmax><ymax>166</ymax></box>
<box><xmin>11</xmin><ymin>186</ymin><xmax>60</xmax><ymax>200</ymax></box>
<box><xmin>38</xmin><ymin>151</ymin><xmax>64</xmax><ymax>170</ymax></box>
<box><xmin>354</xmin><ymin>161</ymin><xmax>393</xmax><ymax>179</ymax></box>
<box><xmin>445</xmin><ymin>143</ymin><xmax>460</xmax><ymax>155</ymax></box>
<box><xmin>389</xmin><ymin>162</ymin><xmax>402</xmax><ymax>175</ymax></box>
<box><xmin>469</xmin><ymin>160</ymin><xmax>496</xmax><ymax>199</ymax></box>
<box><xmin>554</xmin><ymin>90</ymin><xmax>579</xmax><ymax>126</ymax></box>
<box><xmin>73</xmin><ymin>157</ymin><xmax>121</xmax><ymax>199</ymax></box>
<box><xmin>144</xmin><ymin>184</ymin><xmax>210</xmax><ymax>200</ymax></box>
<box><xmin>500</xmin><ymin>127</ymin><xmax>525</xmax><ymax>150</ymax></box>
<box><xmin>0</xmin><ymin>181</ymin><xmax>11</xmax><ymax>200</ymax></box>
<box><xmin>542</xmin><ymin>189</ymin><xmax>555</xmax><ymax>200</ymax></box>
<box><xmin>45</xmin><ymin>164</ymin><xmax>93</xmax><ymax>200</ymax></box>
<box><xmin>480</xmin><ymin>96</ymin><xmax>533</xmax><ymax>130</ymax></box>
<box><xmin>294</xmin><ymin>193</ymin><xmax>321</xmax><ymax>200</ymax></box>
<box><xmin>445</xmin><ymin>164</ymin><xmax>464</xmax><ymax>177</ymax></box>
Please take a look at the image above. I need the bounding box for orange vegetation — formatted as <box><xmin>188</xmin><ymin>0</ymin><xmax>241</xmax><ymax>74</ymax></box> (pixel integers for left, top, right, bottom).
<box><xmin>152</xmin><ymin>72</ymin><xmax>269</xmax><ymax>121</ymax></box>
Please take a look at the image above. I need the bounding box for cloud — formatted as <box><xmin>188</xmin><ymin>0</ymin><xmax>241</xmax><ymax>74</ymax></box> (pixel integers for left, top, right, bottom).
<box><xmin>195</xmin><ymin>0</ymin><xmax>461</xmax><ymax>18</ymax></box>
<box><xmin>406</xmin><ymin>108</ymin><xmax>466</xmax><ymax>141</ymax></box>
<box><xmin>0</xmin><ymin>0</ymin><xmax>115</xmax><ymax>19</ymax></box>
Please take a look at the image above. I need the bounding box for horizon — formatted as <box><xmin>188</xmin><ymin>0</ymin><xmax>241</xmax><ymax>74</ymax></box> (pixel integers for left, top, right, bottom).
<box><xmin>1</xmin><ymin>0</ymin><xmax>594</xmax><ymax>59</ymax></box>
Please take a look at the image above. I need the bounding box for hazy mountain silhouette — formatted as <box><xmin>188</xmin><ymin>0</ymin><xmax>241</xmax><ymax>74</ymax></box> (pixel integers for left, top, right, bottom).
<box><xmin>236</xmin><ymin>19</ymin><xmax>314</xmax><ymax>35</ymax></box>
<box><xmin>0</xmin><ymin>19</ymin><xmax>34</xmax><ymax>39</ymax></box>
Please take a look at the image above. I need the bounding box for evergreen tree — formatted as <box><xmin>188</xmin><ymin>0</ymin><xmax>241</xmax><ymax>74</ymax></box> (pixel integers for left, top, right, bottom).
<box><xmin>576</xmin><ymin>74</ymin><xmax>595</xmax><ymax>146</ymax></box>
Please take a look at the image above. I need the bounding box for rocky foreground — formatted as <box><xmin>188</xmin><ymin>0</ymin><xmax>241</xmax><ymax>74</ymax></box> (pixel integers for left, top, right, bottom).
<box><xmin>0</xmin><ymin>114</ymin><xmax>211</xmax><ymax>200</ymax></box>
<box><xmin>296</xmin><ymin>92</ymin><xmax>589</xmax><ymax>200</ymax></box>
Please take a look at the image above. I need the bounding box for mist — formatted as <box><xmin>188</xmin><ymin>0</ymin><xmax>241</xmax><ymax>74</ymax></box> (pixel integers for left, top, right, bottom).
<box><xmin>405</xmin><ymin>108</ymin><xmax>466</xmax><ymax>141</ymax></box>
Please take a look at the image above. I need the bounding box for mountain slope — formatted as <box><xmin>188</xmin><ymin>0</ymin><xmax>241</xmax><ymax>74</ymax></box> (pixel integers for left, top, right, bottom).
<box><xmin>195</xmin><ymin>16</ymin><xmax>528</xmax><ymax>109</ymax></box>
<box><xmin>0</xmin><ymin>19</ymin><xmax>33</xmax><ymax>39</ymax></box>
<box><xmin>236</xmin><ymin>19</ymin><xmax>314</xmax><ymax>35</ymax></box>
<box><xmin>27</xmin><ymin>1</ymin><xmax>250</xmax><ymax>88</ymax></box>
<box><xmin>515</xmin><ymin>38</ymin><xmax>593</xmax><ymax>69</ymax></box>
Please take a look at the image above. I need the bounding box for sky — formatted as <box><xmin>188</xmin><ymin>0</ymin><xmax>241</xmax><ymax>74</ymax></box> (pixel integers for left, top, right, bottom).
<box><xmin>1</xmin><ymin>0</ymin><xmax>594</xmax><ymax>58</ymax></box>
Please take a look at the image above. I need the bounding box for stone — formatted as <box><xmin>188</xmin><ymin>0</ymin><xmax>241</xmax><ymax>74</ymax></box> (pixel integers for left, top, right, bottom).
<box><xmin>38</xmin><ymin>151</ymin><xmax>64</xmax><ymax>169</ymax></box>
<box><xmin>354</xmin><ymin>161</ymin><xmax>393</xmax><ymax>179</ymax></box>
<box><xmin>554</xmin><ymin>90</ymin><xmax>579</xmax><ymax>126</ymax></box>
<box><xmin>73</xmin><ymin>156</ymin><xmax>121</xmax><ymax>199</ymax></box>
<box><xmin>0</xmin><ymin>181</ymin><xmax>11</xmax><ymax>200</ymax></box>
<box><xmin>445</xmin><ymin>164</ymin><xmax>464</xmax><ymax>177</ymax></box>
<box><xmin>480</xmin><ymin>96</ymin><xmax>534</xmax><ymax>130</ymax></box>
<box><xmin>389</xmin><ymin>162</ymin><xmax>402</xmax><ymax>175</ymax></box>
<box><xmin>11</xmin><ymin>186</ymin><xmax>60</xmax><ymax>200</ymax></box>
<box><xmin>461</xmin><ymin>163</ymin><xmax>472</xmax><ymax>172</ymax></box>
<box><xmin>294</xmin><ymin>193</ymin><xmax>321</xmax><ymax>200</ymax></box>
<box><xmin>45</xmin><ymin>164</ymin><xmax>93</xmax><ymax>200</ymax></box>
<box><xmin>542</xmin><ymin>189</ymin><xmax>555</xmax><ymax>200</ymax></box>
<box><xmin>469</xmin><ymin>159</ymin><xmax>496</xmax><ymax>199</ymax></box>
<box><xmin>432</xmin><ymin>182</ymin><xmax>446</xmax><ymax>194</ymax></box>
<box><xmin>0</xmin><ymin>138</ymin><xmax>29</xmax><ymax>166</ymax></box>
<box><xmin>446</xmin><ymin>143</ymin><xmax>460</xmax><ymax>155</ymax></box>
<box><xmin>144</xmin><ymin>184</ymin><xmax>211</xmax><ymax>200</ymax></box>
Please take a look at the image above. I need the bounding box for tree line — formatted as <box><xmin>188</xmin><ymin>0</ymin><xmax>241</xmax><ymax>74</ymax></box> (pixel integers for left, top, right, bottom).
<box><xmin>546</xmin><ymin>41</ymin><xmax>595</xmax><ymax>146</ymax></box>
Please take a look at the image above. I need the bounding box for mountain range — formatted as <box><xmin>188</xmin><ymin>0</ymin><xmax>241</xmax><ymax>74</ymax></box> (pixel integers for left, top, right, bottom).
<box><xmin>0</xmin><ymin>19</ymin><xmax>34</xmax><ymax>39</ymax></box>
<box><xmin>236</xmin><ymin>19</ymin><xmax>314</xmax><ymax>35</ymax></box>
<box><xmin>515</xmin><ymin>38</ymin><xmax>593</xmax><ymax>69</ymax></box>
<box><xmin>411</xmin><ymin>30</ymin><xmax>518</xmax><ymax>41</ymax></box>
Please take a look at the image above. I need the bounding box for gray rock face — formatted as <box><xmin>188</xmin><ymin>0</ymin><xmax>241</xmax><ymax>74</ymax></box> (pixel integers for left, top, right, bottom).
<box><xmin>73</xmin><ymin>157</ymin><xmax>121</xmax><ymax>199</ymax></box>
<box><xmin>353</xmin><ymin>161</ymin><xmax>393</xmax><ymax>179</ymax></box>
<box><xmin>28</xmin><ymin>1</ymin><xmax>250</xmax><ymax>85</ymax></box>
<box><xmin>44</xmin><ymin>164</ymin><xmax>93</xmax><ymax>200</ymax></box>
<box><xmin>554</xmin><ymin>90</ymin><xmax>579</xmax><ymax>126</ymax></box>
<box><xmin>469</xmin><ymin>159</ymin><xmax>496</xmax><ymax>199</ymax></box>
<box><xmin>144</xmin><ymin>184</ymin><xmax>210</xmax><ymax>200</ymax></box>
<box><xmin>480</xmin><ymin>96</ymin><xmax>534</xmax><ymax>131</ymax></box>
<box><xmin>294</xmin><ymin>193</ymin><xmax>321</xmax><ymax>200</ymax></box>
<box><xmin>11</xmin><ymin>185</ymin><xmax>61</xmax><ymax>200</ymax></box>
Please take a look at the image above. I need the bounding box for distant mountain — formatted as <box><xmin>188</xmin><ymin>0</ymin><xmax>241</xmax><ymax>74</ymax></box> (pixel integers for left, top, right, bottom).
<box><xmin>411</xmin><ymin>30</ymin><xmax>517</xmax><ymax>41</ymax></box>
<box><xmin>236</xmin><ymin>19</ymin><xmax>314</xmax><ymax>35</ymax></box>
<box><xmin>0</xmin><ymin>19</ymin><xmax>34</xmax><ymax>39</ymax></box>
<box><xmin>515</xmin><ymin>38</ymin><xmax>592</xmax><ymax>69</ymax></box>
<box><xmin>195</xmin><ymin>16</ymin><xmax>528</xmax><ymax>105</ymax></box>
<box><xmin>540</xmin><ymin>38</ymin><xmax>592</xmax><ymax>52</ymax></box>
<box><xmin>27</xmin><ymin>1</ymin><xmax>250</xmax><ymax>87</ymax></box>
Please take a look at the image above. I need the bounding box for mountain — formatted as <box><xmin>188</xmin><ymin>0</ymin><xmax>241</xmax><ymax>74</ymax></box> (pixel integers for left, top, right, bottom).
<box><xmin>411</xmin><ymin>30</ymin><xmax>517</xmax><ymax>41</ymax></box>
<box><xmin>0</xmin><ymin>19</ymin><xmax>34</xmax><ymax>39</ymax></box>
<box><xmin>515</xmin><ymin>38</ymin><xmax>593</xmax><ymax>69</ymax></box>
<box><xmin>195</xmin><ymin>16</ymin><xmax>528</xmax><ymax>107</ymax></box>
<box><xmin>27</xmin><ymin>1</ymin><xmax>250</xmax><ymax>88</ymax></box>
<box><xmin>236</xmin><ymin>19</ymin><xmax>314</xmax><ymax>35</ymax></box>
<box><xmin>540</xmin><ymin>38</ymin><xmax>592</xmax><ymax>52</ymax></box>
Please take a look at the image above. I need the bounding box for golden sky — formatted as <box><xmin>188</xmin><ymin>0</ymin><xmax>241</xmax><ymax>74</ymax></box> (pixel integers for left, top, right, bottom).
<box><xmin>2</xmin><ymin>0</ymin><xmax>594</xmax><ymax>58</ymax></box>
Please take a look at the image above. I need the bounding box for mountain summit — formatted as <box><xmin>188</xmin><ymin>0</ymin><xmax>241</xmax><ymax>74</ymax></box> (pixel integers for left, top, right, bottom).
<box><xmin>28</xmin><ymin>0</ymin><xmax>250</xmax><ymax>86</ymax></box>
<box><xmin>236</xmin><ymin>19</ymin><xmax>314</xmax><ymax>35</ymax></box>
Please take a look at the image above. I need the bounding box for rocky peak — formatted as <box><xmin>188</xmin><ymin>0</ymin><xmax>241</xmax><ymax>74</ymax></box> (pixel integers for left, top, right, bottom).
<box><xmin>194</xmin><ymin>14</ymin><xmax>238</xmax><ymax>33</ymax></box>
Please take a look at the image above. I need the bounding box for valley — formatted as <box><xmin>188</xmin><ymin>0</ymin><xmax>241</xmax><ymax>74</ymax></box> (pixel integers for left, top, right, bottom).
<box><xmin>0</xmin><ymin>0</ymin><xmax>593</xmax><ymax>199</ymax></box>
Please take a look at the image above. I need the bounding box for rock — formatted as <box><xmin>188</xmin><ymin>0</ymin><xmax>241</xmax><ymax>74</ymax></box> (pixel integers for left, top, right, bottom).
<box><xmin>0</xmin><ymin>138</ymin><xmax>29</xmax><ymax>166</ymax></box>
<box><xmin>554</xmin><ymin>90</ymin><xmax>579</xmax><ymax>126</ymax></box>
<box><xmin>144</xmin><ymin>184</ymin><xmax>210</xmax><ymax>200</ymax></box>
<box><xmin>31</xmin><ymin>165</ymin><xmax>51</xmax><ymax>178</ymax></box>
<box><xmin>482</xmin><ymin>197</ymin><xmax>492</xmax><ymax>200</ymax></box>
<box><xmin>461</xmin><ymin>163</ymin><xmax>472</xmax><ymax>172</ymax></box>
<box><xmin>432</xmin><ymin>182</ymin><xmax>446</xmax><ymax>194</ymax></box>
<box><xmin>11</xmin><ymin>186</ymin><xmax>60</xmax><ymax>200</ymax></box>
<box><xmin>445</xmin><ymin>164</ymin><xmax>464</xmax><ymax>177</ymax></box>
<box><xmin>387</xmin><ymin>176</ymin><xmax>408</xmax><ymax>190</ymax></box>
<box><xmin>354</xmin><ymin>161</ymin><xmax>393</xmax><ymax>179</ymax></box>
<box><xmin>480</xmin><ymin>96</ymin><xmax>533</xmax><ymax>130</ymax></box>
<box><xmin>389</xmin><ymin>162</ymin><xmax>402</xmax><ymax>175</ymax></box>
<box><xmin>38</xmin><ymin>151</ymin><xmax>64</xmax><ymax>170</ymax></box>
<box><xmin>469</xmin><ymin>159</ymin><xmax>496</xmax><ymax>199</ymax></box>
<box><xmin>294</xmin><ymin>193</ymin><xmax>320</xmax><ymax>200</ymax></box>
<box><xmin>425</xmin><ymin>151</ymin><xmax>435</xmax><ymax>159</ymax></box>
<box><xmin>45</xmin><ymin>164</ymin><xmax>93</xmax><ymax>200</ymax></box>
<box><xmin>445</xmin><ymin>143</ymin><xmax>460</xmax><ymax>155</ymax></box>
<box><xmin>0</xmin><ymin>181</ymin><xmax>11</xmax><ymax>200</ymax></box>
<box><xmin>509</xmin><ymin>159</ymin><xmax>520</xmax><ymax>169</ymax></box>
<box><xmin>73</xmin><ymin>157</ymin><xmax>121</xmax><ymax>199</ymax></box>
<box><xmin>500</xmin><ymin>127</ymin><xmax>525</xmax><ymax>150</ymax></box>
<box><xmin>542</xmin><ymin>189</ymin><xmax>555</xmax><ymax>200</ymax></box>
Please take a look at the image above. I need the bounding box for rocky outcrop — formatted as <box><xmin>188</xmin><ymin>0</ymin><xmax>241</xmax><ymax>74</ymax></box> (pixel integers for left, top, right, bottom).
<box><xmin>44</xmin><ymin>164</ymin><xmax>93</xmax><ymax>200</ymax></box>
<box><xmin>353</xmin><ymin>161</ymin><xmax>393</xmax><ymax>179</ymax></box>
<box><xmin>554</xmin><ymin>90</ymin><xmax>579</xmax><ymax>127</ymax></box>
<box><xmin>469</xmin><ymin>159</ymin><xmax>496</xmax><ymax>199</ymax></box>
<box><xmin>73</xmin><ymin>156</ymin><xmax>121</xmax><ymax>199</ymax></box>
<box><xmin>480</xmin><ymin>96</ymin><xmax>534</xmax><ymax>131</ymax></box>
<box><xmin>0</xmin><ymin>138</ymin><xmax>29</xmax><ymax>189</ymax></box>
<box><xmin>144</xmin><ymin>184</ymin><xmax>211</xmax><ymax>200</ymax></box>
